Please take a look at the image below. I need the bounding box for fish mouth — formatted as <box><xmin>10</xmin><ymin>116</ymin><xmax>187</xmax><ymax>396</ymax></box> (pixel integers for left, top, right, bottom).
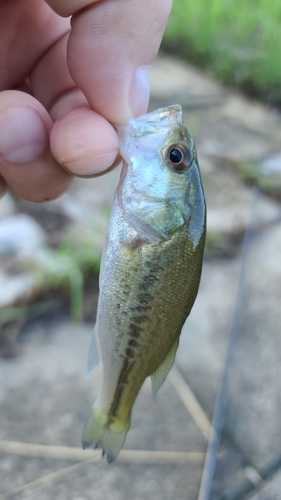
<box><xmin>117</xmin><ymin>104</ymin><xmax>183</xmax><ymax>139</ymax></box>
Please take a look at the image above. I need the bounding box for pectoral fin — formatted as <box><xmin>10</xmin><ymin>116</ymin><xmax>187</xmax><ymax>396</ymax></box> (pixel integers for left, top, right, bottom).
<box><xmin>85</xmin><ymin>324</ymin><xmax>101</xmax><ymax>377</ymax></box>
<box><xmin>151</xmin><ymin>339</ymin><xmax>179</xmax><ymax>398</ymax></box>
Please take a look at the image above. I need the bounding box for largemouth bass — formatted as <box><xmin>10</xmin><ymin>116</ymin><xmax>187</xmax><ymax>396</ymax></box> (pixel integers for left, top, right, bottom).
<box><xmin>83</xmin><ymin>105</ymin><xmax>206</xmax><ymax>462</ymax></box>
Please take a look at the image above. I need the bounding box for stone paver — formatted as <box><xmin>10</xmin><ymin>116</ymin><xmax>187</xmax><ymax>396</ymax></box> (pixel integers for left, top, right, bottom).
<box><xmin>218</xmin><ymin>220</ymin><xmax>281</xmax><ymax>470</ymax></box>
<box><xmin>208</xmin><ymin>209</ymin><xmax>281</xmax><ymax>497</ymax></box>
<box><xmin>1</xmin><ymin>54</ymin><xmax>281</xmax><ymax>499</ymax></box>
<box><xmin>246</xmin><ymin>471</ymin><xmax>281</xmax><ymax>500</ymax></box>
<box><xmin>0</xmin><ymin>320</ymin><xmax>205</xmax><ymax>500</ymax></box>
<box><xmin>209</xmin><ymin>440</ymin><xmax>255</xmax><ymax>500</ymax></box>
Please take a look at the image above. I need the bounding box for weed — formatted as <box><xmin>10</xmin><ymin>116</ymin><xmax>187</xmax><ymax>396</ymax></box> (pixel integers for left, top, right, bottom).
<box><xmin>163</xmin><ymin>0</ymin><xmax>281</xmax><ymax>102</ymax></box>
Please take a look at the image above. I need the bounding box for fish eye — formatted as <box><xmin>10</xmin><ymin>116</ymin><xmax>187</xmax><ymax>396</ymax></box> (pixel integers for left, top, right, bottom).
<box><xmin>165</xmin><ymin>144</ymin><xmax>192</xmax><ymax>172</ymax></box>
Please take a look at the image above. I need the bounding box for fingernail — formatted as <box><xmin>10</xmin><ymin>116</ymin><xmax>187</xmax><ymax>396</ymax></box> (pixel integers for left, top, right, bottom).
<box><xmin>130</xmin><ymin>66</ymin><xmax>151</xmax><ymax>117</ymax></box>
<box><xmin>0</xmin><ymin>107</ymin><xmax>48</xmax><ymax>163</ymax></box>
<box><xmin>61</xmin><ymin>151</ymin><xmax>118</xmax><ymax>176</ymax></box>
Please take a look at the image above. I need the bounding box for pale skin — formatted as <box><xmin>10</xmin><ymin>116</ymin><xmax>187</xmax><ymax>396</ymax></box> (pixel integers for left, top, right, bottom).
<box><xmin>0</xmin><ymin>0</ymin><xmax>172</xmax><ymax>202</ymax></box>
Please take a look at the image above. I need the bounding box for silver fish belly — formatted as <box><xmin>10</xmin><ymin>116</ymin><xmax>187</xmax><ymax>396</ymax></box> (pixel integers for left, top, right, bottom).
<box><xmin>83</xmin><ymin>105</ymin><xmax>206</xmax><ymax>462</ymax></box>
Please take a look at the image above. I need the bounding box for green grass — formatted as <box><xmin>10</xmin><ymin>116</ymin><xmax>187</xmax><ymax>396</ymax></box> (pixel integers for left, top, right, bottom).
<box><xmin>163</xmin><ymin>0</ymin><xmax>281</xmax><ymax>101</ymax></box>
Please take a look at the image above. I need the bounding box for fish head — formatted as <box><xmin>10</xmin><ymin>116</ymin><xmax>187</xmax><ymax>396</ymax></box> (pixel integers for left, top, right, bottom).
<box><xmin>117</xmin><ymin>105</ymin><xmax>205</xmax><ymax>245</ymax></box>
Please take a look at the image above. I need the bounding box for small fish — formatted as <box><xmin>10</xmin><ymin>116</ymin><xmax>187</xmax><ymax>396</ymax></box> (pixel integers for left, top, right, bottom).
<box><xmin>83</xmin><ymin>105</ymin><xmax>206</xmax><ymax>462</ymax></box>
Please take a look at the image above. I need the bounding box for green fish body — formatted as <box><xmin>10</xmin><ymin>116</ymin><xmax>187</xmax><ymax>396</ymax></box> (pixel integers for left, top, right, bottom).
<box><xmin>83</xmin><ymin>105</ymin><xmax>206</xmax><ymax>462</ymax></box>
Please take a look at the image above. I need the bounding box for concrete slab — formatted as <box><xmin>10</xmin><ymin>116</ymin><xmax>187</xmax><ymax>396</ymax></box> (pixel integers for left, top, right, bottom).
<box><xmin>0</xmin><ymin>320</ymin><xmax>205</xmax><ymax>500</ymax></box>
<box><xmin>210</xmin><ymin>440</ymin><xmax>255</xmax><ymax>500</ymax></box>
<box><xmin>221</xmin><ymin>218</ymin><xmax>281</xmax><ymax>475</ymax></box>
<box><xmin>1</xmin><ymin>55</ymin><xmax>281</xmax><ymax>500</ymax></box>
<box><xmin>246</xmin><ymin>471</ymin><xmax>281</xmax><ymax>500</ymax></box>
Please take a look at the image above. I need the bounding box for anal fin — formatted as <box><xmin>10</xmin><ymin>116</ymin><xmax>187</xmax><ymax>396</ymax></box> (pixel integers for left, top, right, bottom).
<box><xmin>151</xmin><ymin>339</ymin><xmax>179</xmax><ymax>398</ymax></box>
<box><xmin>85</xmin><ymin>324</ymin><xmax>101</xmax><ymax>377</ymax></box>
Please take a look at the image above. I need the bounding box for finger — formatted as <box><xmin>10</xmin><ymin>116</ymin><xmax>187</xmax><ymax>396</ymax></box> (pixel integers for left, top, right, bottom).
<box><xmin>50</xmin><ymin>107</ymin><xmax>119</xmax><ymax>176</ymax></box>
<box><xmin>30</xmin><ymin>30</ymin><xmax>120</xmax><ymax>176</ymax></box>
<box><xmin>46</xmin><ymin>0</ymin><xmax>172</xmax><ymax>124</ymax></box>
<box><xmin>0</xmin><ymin>0</ymin><xmax>70</xmax><ymax>90</ymax></box>
<box><xmin>46</xmin><ymin>0</ymin><xmax>92</xmax><ymax>17</ymax></box>
<box><xmin>0</xmin><ymin>175</ymin><xmax>7</xmax><ymax>198</ymax></box>
<box><xmin>0</xmin><ymin>91</ymin><xmax>73</xmax><ymax>202</ymax></box>
<box><xmin>30</xmin><ymin>31</ymin><xmax>75</xmax><ymax>113</ymax></box>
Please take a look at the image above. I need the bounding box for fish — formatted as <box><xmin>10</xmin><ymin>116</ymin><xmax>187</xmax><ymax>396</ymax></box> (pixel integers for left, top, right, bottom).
<box><xmin>82</xmin><ymin>105</ymin><xmax>206</xmax><ymax>463</ymax></box>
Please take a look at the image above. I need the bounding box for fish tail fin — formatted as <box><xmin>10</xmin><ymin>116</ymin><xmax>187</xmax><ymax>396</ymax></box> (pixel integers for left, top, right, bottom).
<box><xmin>82</xmin><ymin>401</ymin><xmax>130</xmax><ymax>463</ymax></box>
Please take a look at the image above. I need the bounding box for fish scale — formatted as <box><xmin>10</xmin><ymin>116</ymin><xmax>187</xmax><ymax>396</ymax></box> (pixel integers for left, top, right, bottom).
<box><xmin>82</xmin><ymin>105</ymin><xmax>206</xmax><ymax>462</ymax></box>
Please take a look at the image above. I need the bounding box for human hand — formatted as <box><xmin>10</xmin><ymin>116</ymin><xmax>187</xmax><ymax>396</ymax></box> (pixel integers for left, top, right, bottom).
<box><xmin>0</xmin><ymin>0</ymin><xmax>172</xmax><ymax>202</ymax></box>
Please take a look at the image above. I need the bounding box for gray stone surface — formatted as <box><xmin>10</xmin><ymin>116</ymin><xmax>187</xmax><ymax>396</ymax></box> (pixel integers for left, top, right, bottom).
<box><xmin>207</xmin><ymin>211</ymin><xmax>281</xmax><ymax>498</ymax></box>
<box><xmin>0</xmin><ymin>193</ymin><xmax>16</xmax><ymax>218</ymax></box>
<box><xmin>49</xmin><ymin>168</ymin><xmax>121</xmax><ymax>255</ymax></box>
<box><xmin>246</xmin><ymin>471</ymin><xmax>281</xmax><ymax>500</ymax></box>
<box><xmin>0</xmin><ymin>321</ymin><xmax>204</xmax><ymax>500</ymax></box>
<box><xmin>1</xmin><ymin>55</ymin><xmax>281</xmax><ymax>499</ymax></box>
<box><xmin>260</xmin><ymin>153</ymin><xmax>281</xmax><ymax>175</ymax></box>
<box><xmin>8</xmin><ymin>462</ymin><xmax>201</xmax><ymax>500</ymax></box>
<box><xmin>177</xmin><ymin>259</ymin><xmax>241</xmax><ymax>418</ymax></box>
<box><xmin>151</xmin><ymin>56</ymin><xmax>281</xmax><ymax>160</ymax></box>
<box><xmin>0</xmin><ymin>214</ymin><xmax>45</xmax><ymax>256</ymax></box>
<box><xmin>210</xmin><ymin>440</ymin><xmax>255</xmax><ymax>500</ymax></box>
<box><xmin>0</xmin><ymin>255</ymin><xmax>250</xmax><ymax>499</ymax></box>
<box><xmin>203</xmin><ymin>163</ymin><xmax>281</xmax><ymax>234</ymax></box>
<box><xmin>0</xmin><ymin>270</ymin><xmax>36</xmax><ymax>309</ymax></box>
<box><xmin>221</xmin><ymin>219</ymin><xmax>281</xmax><ymax>474</ymax></box>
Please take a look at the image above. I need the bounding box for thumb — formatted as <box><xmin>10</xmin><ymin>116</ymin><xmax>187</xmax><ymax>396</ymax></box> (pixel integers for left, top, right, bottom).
<box><xmin>66</xmin><ymin>0</ymin><xmax>172</xmax><ymax>125</ymax></box>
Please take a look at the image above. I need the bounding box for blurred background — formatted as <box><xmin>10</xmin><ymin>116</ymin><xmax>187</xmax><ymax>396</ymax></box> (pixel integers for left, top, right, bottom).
<box><xmin>0</xmin><ymin>1</ymin><xmax>281</xmax><ymax>499</ymax></box>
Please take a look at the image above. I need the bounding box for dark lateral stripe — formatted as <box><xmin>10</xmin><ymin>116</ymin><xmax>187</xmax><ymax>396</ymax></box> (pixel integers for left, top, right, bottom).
<box><xmin>128</xmin><ymin>322</ymin><xmax>142</xmax><ymax>338</ymax></box>
<box><xmin>109</xmin><ymin>250</ymin><xmax>162</xmax><ymax>418</ymax></box>
<box><xmin>108</xmin><ymin>316</ymin><xmax>145</xmax><ymax>417</ymax></box>
<box><xmin>109</xmin><ymin>357</ymin><xmax>135</xmax><ymax>418</ymax></box>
